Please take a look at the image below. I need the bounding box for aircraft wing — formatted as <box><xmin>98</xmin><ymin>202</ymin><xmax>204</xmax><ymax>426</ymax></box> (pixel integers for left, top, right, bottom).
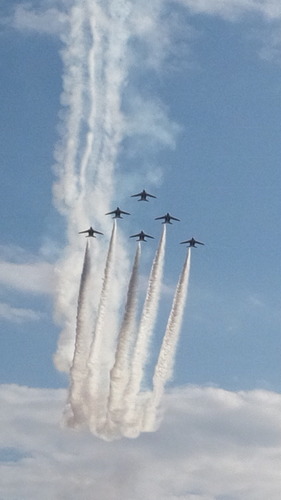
<box><xmin>130</xmin><ymin>233</ymin><xmax>141</xmax><ymax>238</ymax></box>
<box><xmin>131</xmin><ymin>192</ymin><xmax>142</xmax><ymax>198</ymax></box>
<box><xmin>146</xmin><ymin>192</ymin><xmax>156</xmax><ymax>198</ymax></box>
<box><xmin>170</xmin><ymin>216</ymin><xmax>180</xmax><ymax>221</ymax></box>
<box><xmin>143</xmin><ymin>233</ymin><xmax>154</xmax><ymax>239</ymax></box>
<box><xmin>180</xmin><ymin>240</ymin><xmax>192</xmax><ymax>244</ymax></box>
<box><xmin>155</xmin><ymin>215</ymin><xmax>165</xmax><ymax>220</ymax></box>
<box><xmin>120</xmin><ymin>210</ymin><xmax>131</xmax><ymax>215</ymax></box>
<box><xmin>94</xmin><ymin>230</ymin><xmax>104</xmax><ymax>235</ymax></box>
<box><xmin>195</xmin><ymin>240</ymin><xmax>204</xmax><ymax>245</ymax></box>
<box><xmin>105</xmin><ymin>210</ymin><xmax>115</xmax><ymax>215</ymax></box>
<box><xmin>79</xmin><ymin>230</ymin><xmax>90</xmax><ymax>234</ymax></box>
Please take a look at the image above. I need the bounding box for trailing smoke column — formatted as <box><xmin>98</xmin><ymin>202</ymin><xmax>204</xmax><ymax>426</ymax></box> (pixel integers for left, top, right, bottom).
<box><xmin>86</xmin><ymin>222</ymin><xmax>117</xmax><ymax>436</ymax></box>
<box><xmin>53</xmin><ymin>0</ymin><xmax>195</xmax><ymax>441</ymax></box>
<box><xmin>53</xmin><ymin>0</ymin><xmax>132</xmax><ymax>372</ymax></box>
<box><xmin>144</xmin><ymin>249</ymin><xmax>191</xmax><ymax>431</ymax></box>
<box><xmin>64</xmin><ymin>241</ymin><xmax>92</xmax><ymax>427</ymax></box>
<box><xmin>105</xmin><ymin>243</ymin><xmax>141</xmax><ymax>437</ymax></box>
<box><xmin>121</xmin><ymin>225</ymin><xmax>167</xmax><ymax>437</ymax></box>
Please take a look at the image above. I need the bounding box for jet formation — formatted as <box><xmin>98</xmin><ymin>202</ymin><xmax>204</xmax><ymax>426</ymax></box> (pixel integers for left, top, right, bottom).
<box><xmin>79</xmin><ymin>190</ymin><xmax>204</xmax><ymax>247</ymax></box>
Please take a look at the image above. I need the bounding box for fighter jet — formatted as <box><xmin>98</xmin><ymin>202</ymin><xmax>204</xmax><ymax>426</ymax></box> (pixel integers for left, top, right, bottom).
<box><xmin>130</xmin><ymin>231</ymin><xmax>154</xmax><ymax>242</ymax></box>
<box><xmin>155</xmin><ymin>212</ymin><xmax>180</xmax><ymax>224</ymax></box>
<box><xmin>79</xmin><ymin>227</ymin><xmax>104</xmax><ymax>238</ymax></box>
<box><xmin>105</xmin><ymin>207</ymin><xmax>130</xmax><ymax>218</ymax></box>
<box><xmin>180</xmin><ymin>237</ymin><xmax>204</xmax><ymax>248</ymax></box>
<box><xmin>131</xmin><ymin>189</ymin><xmax>157</xmax><ymax>201</ymax></box>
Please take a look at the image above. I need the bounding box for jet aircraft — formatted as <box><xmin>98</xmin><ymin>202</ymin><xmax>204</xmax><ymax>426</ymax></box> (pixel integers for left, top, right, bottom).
<box><xmin>131</xmin><ymin>189</ymin><xmax>157</xmax><ymax>201</ymax></box>
<box><xmin>155</xmin><ymin>212</ymin><xmax>180</xmax><ymax>224</ymax></box>
<box><xmin>130</xmin><ymin>231</ymin><xmax>154</xmax><ymax>242</ymax></box>
<box><xmin>105</xmin><ymin>207</ymin><xmax>130</xmax><ymax>218</ymax></box>
<box><xmin>180</xmin><ymin>237</ymin><xmax>204</xmax><ymax>247</ymax></box>
<box><xmin>79</xmin><ymin>227</ymin><xmax>104</xmax><ymax>238</ymax></box>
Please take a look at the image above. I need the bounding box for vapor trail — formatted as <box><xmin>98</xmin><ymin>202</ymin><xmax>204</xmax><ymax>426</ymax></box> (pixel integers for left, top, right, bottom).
<box><xmin>52</xmin><ymin>0</ymin><xmax>185</xmax><ymax>440</ymax></box>
<box><xmin>64</xmin><ymin>241</ymin><xmax>92</xmax><ymax>427</ymax></box>
<box><xmin>122</xmin><ymin>225</ymin><xmax>167</xmax><ymax>436</ymax></box>
<box><xmin>80</xmin><ymin>0</ymin><xmax>133</xmax><ymax>222</ymax></box>
<box><xmin>105</xmin><ymin>243</ymin><xmax>141</xmax><ymax>435</ymax></box>
<box><xmin>144</xmin><ymin>249</ymin><xmax>191</xmax><ymax>430</ymax></box>
<box><xmin>52</xmin><ymin>4</ymin><xmax>91</xmax><ymax>372</ymax></box>
<box><xmin>86</xmin><ymin>222</ymin><xmax>117</xmax><ymax>434</ymax></box>
<box><xmin>53</xmin><ymin>3</ymin><xmax>87</xmax><ymax>214</ymax></box>
<box><xmin>53</xmin><ymin>1</ymin><xmax>132</xmax><ymax>372</ymax></box>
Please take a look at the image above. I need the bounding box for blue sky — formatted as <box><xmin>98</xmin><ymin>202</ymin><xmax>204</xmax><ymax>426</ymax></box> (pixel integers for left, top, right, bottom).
<box><xmin>1</xmin><ymin>0</ymin><xmax>281</xmax><ymax>497</ymax></box>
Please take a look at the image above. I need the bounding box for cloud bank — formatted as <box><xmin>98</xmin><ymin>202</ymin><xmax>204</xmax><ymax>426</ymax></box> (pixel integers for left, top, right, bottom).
<box><xmin>1</xmin><ymin>384</ymin><xmax>281</xmax><ymax>500</ymax></box>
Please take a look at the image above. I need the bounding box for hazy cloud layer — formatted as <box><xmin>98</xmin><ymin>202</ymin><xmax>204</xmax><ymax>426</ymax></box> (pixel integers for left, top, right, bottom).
<box><xmin>174</xmin><ymin>0</ymin><xmax>281</xmax><ymax>20</ymax></box>
<box><xmin>124</xmin><ymin>96</ymin><xmax>181</xmax><ymax>150</ymax></box>
<box><xmin>6</xmin><ymin>1</ymin><xmax>67</xmax><ymax>35</ymax></box>
<box><xmin>0</xmin><ymin>302</ymin><xmax>42</xmax><ymax>323</ymax></box>
<box><xmin>0</xmin><ymin>245</ymin><xmax>55</xmax><ymax>295</ymax></box>
<box><xmin>5</xmin><ymin>0</ymin><xmax>281</xmax><ymax>72</ymax></box>
<box><xmin>7</xmin><ymin>0</ymin><xmax>281</xmax><ymax>33</ymax></box>
<box><xmin>1</xmin><ymin>384</ymin><xmax>281</xmax><ymax>499</ymax></box>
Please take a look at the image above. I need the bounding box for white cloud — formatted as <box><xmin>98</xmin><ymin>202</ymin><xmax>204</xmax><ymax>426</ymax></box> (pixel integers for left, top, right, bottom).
<box><xmin>0</xmin><ymin>260</ymin><xmax>54</xmax><ymax>295</ymax></box>
<box><xmin>174</xmin><ymin>0</ymin><xmax>281</xmax><ymax>20</ymax></box>
<box><xmin>8</xmin><ymin>2</ymin><xmax>67</xmax><ymax>36</ymax></box>
<box><xmin>0</xmin><ymin>246</ymin><xmax>55</xmax><ymax>295</ymax></box>
<box><xmin>124</xmin><ymin>95</ymin><xmax>182</xmax><ymax>150</ymax></box>
<box><xmin>0</xmin><ymin>302</ymin><xmax>41</xmax><ymax>323</ymax></box>
<box><xmin>6</xmin><ymin>0</ymin><xmax>281</xmax><ymax>45</ymax></box>
<box><xmin>258</xmin><ymin>28</ymin><xmax>281</xmax><ymax>62</ymax></box>
<box><xmin>127</xmin><ymin>0</ymin><xmax>196</xmax><ymax>72</ymax></box>
<box><xmin>1</xmin><ymin>384</ymin><xmax>281</xmax><ymax>499</ymax></box>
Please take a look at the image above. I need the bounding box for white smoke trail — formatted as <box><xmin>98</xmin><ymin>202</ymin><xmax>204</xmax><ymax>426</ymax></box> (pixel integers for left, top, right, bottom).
<box><xmin>86</xmin><ymin>222</ymin><xmax>118</xmax><ymax>435</ymax></box>
<box><xmin>122</xmin><ymin>225</ymin><xmax>167</xmax><ymax>436</ymax></box>
<box><xmin>53</xmin><ymin>0</ymin><xmax>132</xmax><ymax>372</ymax></box>
<box><xmin>105</xmin><ymin>243</ymin><xmax>141</xmax><ymax>436</ymax></box>
<box><xmin>64</xmin><ymin>241</ymin><xmax>92</xmax><ymax>428</ymax></box>
<box><xmin>144</xmin><ymin>248</ymin><xmax>191</xmax><ymax>430</ymax></box>
<box><xmin>52</xmin><ymin>4</ymin><xmax>90</xmax><ymax>373</ymax></box>
<box><xmin>50</xmin><ymin>0</ymin><xmax>188</xmax><ymax>440</ymax></box>
<box><xmin>53</xmin><ymin>4</ymin><xmax>87</xmax><ymax>214</ymax></box>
